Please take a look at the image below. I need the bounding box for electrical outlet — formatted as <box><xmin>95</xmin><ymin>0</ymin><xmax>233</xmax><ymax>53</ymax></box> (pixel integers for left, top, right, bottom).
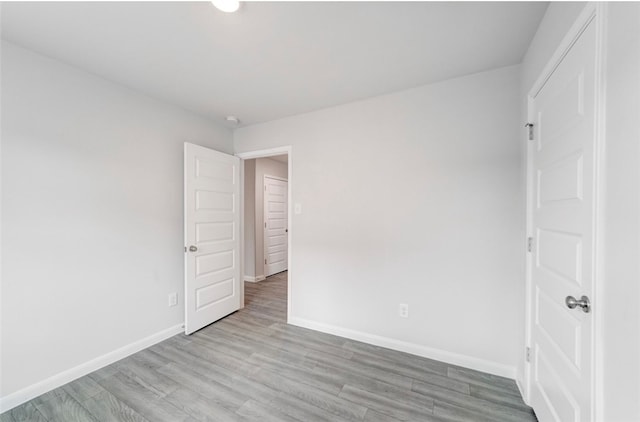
<box><xmin>294</xmin><ymin>202</ymin><xmax>302</xmax><ymax>215</ymax></box>
<box><xmin>168</xmin><ymin>292</ymin><xmax>178</xmax><ymax>307</ymax></box>
<box><xmin>398</xmin><ymin>303</ymin><xmax>409</xmax><ymax>318</ymax></box>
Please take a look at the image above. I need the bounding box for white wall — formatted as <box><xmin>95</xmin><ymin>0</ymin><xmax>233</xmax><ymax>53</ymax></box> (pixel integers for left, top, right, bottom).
<box><xmin>0</xmin><ymin>42</ymin><xmax>233</xmax><ymax>405</ymax></box>
<box><xmin>254</xmin><ymin>158</ymin><xmax>287</xmax><ymax>278</ymax></box>
<box><xmin>235</xmin><ymin>65</ymin><xmax>522</xmax><ymax>376</ymax></box>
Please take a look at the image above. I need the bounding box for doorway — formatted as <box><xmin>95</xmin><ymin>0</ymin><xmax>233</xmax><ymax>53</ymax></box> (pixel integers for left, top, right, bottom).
<box><xmin>237</xmin><ymin>147</ymin><xmax>292</xmax><ymax>321</ymax></box>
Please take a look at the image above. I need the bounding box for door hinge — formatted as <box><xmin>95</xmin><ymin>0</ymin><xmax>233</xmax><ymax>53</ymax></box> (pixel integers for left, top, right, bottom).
<box><xmin>527</xmin><ymin>237</ymin><xmax>534</xmax><ymax>253</ymax></box>
<box><xmin>526</xmin><ymin>347</ymin><xmax>531</xmax><ymax>363</ymax></box>
<box><xmin>265</xmin><ymin>259</ymin><xmax>267</xmax><ymax>265</ymax></box>
<box><xmin>525</xmin><ymin>123</ymin><xmax>534</xmax><ymax>141</ymax></box>
<box><xmin>184</xmin><ymin>246</ymin><xmax>187</xmax><ymax>253</ymax></box>
<box><xmin>265</xmin><ymin>222</ymin><xmax>267</xmax><ymax>228</ymax></box>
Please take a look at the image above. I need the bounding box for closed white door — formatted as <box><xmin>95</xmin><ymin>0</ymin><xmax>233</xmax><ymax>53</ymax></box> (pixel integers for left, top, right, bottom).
<box><xmin>529</xmin><ymin>19</ymin><xmax>597</xmax><ymax>422</ymax></box>
<box><xmin>264</xmin><ymin>176</ymin><xmax>288</xmax><ymax>276</ymax></box>
<box><xmin>184</xmin><ymin>143</ymin><xmax>240</xmax><ymax>335</ymax></box>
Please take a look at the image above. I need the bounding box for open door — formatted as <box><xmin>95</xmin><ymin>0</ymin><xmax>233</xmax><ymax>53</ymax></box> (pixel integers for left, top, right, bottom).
<box><xmin>264</xmin><ymin>176</ymin><xmax>288</xmax><ymax>276</ymax></box>
<box><xmin>527</xmin><ymin>16</ymin><xmax>597</xmax><ymax>422</ymax></box>
<box><xmin>184</xmin><ymin>143</ymin><xmax>240</xmax><ymax>335</ymax></box>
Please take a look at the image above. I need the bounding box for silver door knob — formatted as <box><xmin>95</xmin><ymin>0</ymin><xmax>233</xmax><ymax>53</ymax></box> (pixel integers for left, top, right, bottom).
<box><xmin>189</xmin><ymin>245</ymin><xmax>198</xmax><ymax>252</ymax></box>
<box><xmin>565</xmin><ymin>295</ymin><xmax>591</xmax><ymax>313</ymax></box>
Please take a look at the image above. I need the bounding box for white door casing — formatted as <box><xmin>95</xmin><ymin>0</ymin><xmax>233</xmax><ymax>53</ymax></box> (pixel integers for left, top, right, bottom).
<box><xmin>527</xmin><ymin>12</ymin><xmax>600</xmax><ymax>422</ymax></box>
<box><xmin>184</xmin><ymin>143</ymin><xmax>241</xmax><ymax>335</ymax></box>
<box><xmin>264</xmin><ymin>176</ymin><xmax>288</xmax><ymax>276</ymax></box>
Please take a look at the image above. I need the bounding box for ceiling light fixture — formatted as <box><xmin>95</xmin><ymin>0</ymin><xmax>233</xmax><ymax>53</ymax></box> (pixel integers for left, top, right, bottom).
<box><xmin>211</xmin><ymin>0</ymin><xmax>240</xmax><ymax>13</ymax></box>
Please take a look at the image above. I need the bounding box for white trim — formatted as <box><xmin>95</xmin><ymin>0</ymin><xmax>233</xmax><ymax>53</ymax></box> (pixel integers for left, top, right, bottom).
<box><xmin>244</xmin><ymin>275</ymin><xmax>266</xmax><ymax>283</ymax></box>
<box><xmin>0</xmin><ymin>324</ymin><xmax>183</xmax><ymax>413</ymax></box>
<box><xmin>516</xmin><ymin>378</ymin><xmax>528</xmax><ymax>405</ymax></box>
<box><xmin>236</xmin><ymin>147</ymin><xmax>290</xmax><ymax>160</ymax></box>
<box><xmin>264</xmin><ymin>174</ymin><xmax>288</xmax><ymax>182</ymax></box>
<box><xmin>236</xmin><ymin>146</ymin><xmax>293</xmax><ymax>322</ymax></box>
<box><xmin>523</xmin><ymin>3</ymin><xmax>605</xmax><ymax>419</ymax></box>
<box><xmin>289</xmin><ymin>317</ymin><xmax>516</xmax><ymax>379</ymax></box>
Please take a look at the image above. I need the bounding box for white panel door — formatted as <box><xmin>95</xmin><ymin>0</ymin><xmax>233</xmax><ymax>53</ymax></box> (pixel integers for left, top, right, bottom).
<box><xmin>529</xmin><ymin>19</ymin><xmax>596</xmax><ymax>422</ymax></box>
<box><xmin>264</xmin><ymin>176</ymin><xmax>288</xmax><ymax>276</ymax></box>
<box><xmin>184</xmin><ymin>143</ymin><xmax>240</xmax><ymax>335</ymax></box>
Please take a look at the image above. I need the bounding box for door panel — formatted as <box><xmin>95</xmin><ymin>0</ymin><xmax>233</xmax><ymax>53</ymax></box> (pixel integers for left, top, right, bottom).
<box><xmin>529</xmin><ymin>18</ymin><xmax>596</xmax><ymax>422</ymax></box>
<box><xmin>264</xmin><ymin>176</ymin><xmax>288</xmax><ymax>276</ymax></box>
<box><xmin>184</xmin><ymin>143</ymin><xmax>240</xmax><ymax>335</ymax></box>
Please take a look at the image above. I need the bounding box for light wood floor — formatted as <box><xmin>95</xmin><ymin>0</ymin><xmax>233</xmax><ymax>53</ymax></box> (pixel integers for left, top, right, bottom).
<box><xmin>1</xmin><ymin>271</ymin><xmax>537</xmax><ymax>421</ymax></box>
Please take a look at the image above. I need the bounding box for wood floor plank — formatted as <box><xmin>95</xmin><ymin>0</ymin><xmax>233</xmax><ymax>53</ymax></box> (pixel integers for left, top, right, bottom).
<box><xmin>155</xmin><ymin>363</ymin><xmax>248</xmax><ymax>411</ymax></box>
<box><xmin>433</xmin><ymin>400</ymin><xmax>537</xmax><ymax>422</ymax></box>
<box><xmin>82</xmin><ymin>390</ymin><xmax>150</xmax><ymax>422</ymax></box>
<box><xmin>87</xmin><ymin>363</ymin><xmax>119</xmax><ymax>382</ymax></box>
<box><xmin>469</xmin><ymin>384</ymin><xmax>532</xmax><ymax>412</ymax></box>
<box><xmin>342</xmin><ymin>339</ymin><xmax>449</xmax><ymax>374</ymax></box>
<box><xmin>412</xmin><ymin>380</ymin><xmax>536</xmax><ymax>422</ymax></box>
<box><xmin>113</xmin><ymin>356</ymin><xmax>179</xmax><ymax>398</ymax></box>
<box><xmin>306</xmin><ymin>349</ymin><xmax>413</xmax><ymax>389</ymax></box>
<box><xmin>5</xmin><ymin>401</ymin><xmax>47</xmax><ymax>422</ymax></box>
<box><xmin>339</xmin><ymin>384</ymin><xmax>435</xmax><ymax>421</ymax></box>
<box><xmin>269</xmin><ymin>322</ymin><xmax>348</xmax><ymax>348</ymax></box>
<box><xmin>34</xmin><ymin>390</ymin><xmax>98</xmax><ymax>422</ymax></box>
<box><xmin>62</xmin><ymin>375</ymin><xmax>106</xmax><ymax>403</ymax></box>
<box><xmin>163</xmin><ymin>387</ymin><xmax>246</xmax><ymax>422</ymax></box>
<box><xmin>447</xmin><ymin>367</ymin><xmax>520</xmax><ymax>395</ymax></box>
<box><xmin>235</xmin><ymin>400</ymin><xmax>300</xmax><ymax>422</ymax></box>
<box><xmin>248</xmin><ymin>353</ymin><xmax>343</xmax><ymax>395</ymax></box>
<box><xmin>30</xmin><ymin>386</ymin><xmax>66</xmax><ymax>408</ymax></box>
<box><xmin>207</xmin><ymin>321</ymin><xmax>311</xmax><ymax>361</ymax></box>
<box><xmin>345</xmin><ymin>349</ymin><xmax>469</xmax><ymax>394</ymax></box>
<box><xmin>172</xmin><ymin>336</ymin><xmax>261</xmax><ymax>378</ymax></box>
<box><xmin>0</xmin><ymin>413</ymin><xmax>14</xmax><ymax>422</ymax></box>
<box><xmin>153</xmin><ymin>345</ymin><xmax>279</xmax><ymax>404</ymax></box>
<box><xmin>363</xmin><ymin>408</ymin><xmax>406</xmax><ymax>422</ymax></box>
<box><xmin>249</xmin><ymin>367</ymin><xmax>368</xmax><ymax>421</ymax></box>
<box><xmin>96</xmin><ymin>372</ymin><xmax>191</xmax><ymax>422</ymax></box>
<box><xmin>268</xmin><ymin>391</ymin><xmax>355</xmax><ymax>422</ymax></box>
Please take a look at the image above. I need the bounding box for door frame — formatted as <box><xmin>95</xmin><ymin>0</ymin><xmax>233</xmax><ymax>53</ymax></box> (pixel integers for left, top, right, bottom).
<box><xmin>236</xmin><ymin>146</ymin><xmax>292</xmax><ymax>322</ymax></box>
<box><xmin>523</xmin><ymin>3</ymin><xmax>607</xmax><ymax>420</ymax></box>
<box><xmin>263</xmin><ymin>174</ymin><xmax>288</xmax><ymax>277</ymax></box>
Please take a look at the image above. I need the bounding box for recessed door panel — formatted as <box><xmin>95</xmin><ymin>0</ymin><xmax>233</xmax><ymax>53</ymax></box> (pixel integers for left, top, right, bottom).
<box><xmin>537</xmin><ymin>229</ymin><xmax>582</xmax><ymax>287</ymax></box>
<box><xmin>195</xmin><ymin>222</ymin><xmax>234</xmax><ymax>244</ymax></box>
<box><xmin>537</xmin><ymin>154</ymin><xmax>584</xmax><ymax>205</ymax></box>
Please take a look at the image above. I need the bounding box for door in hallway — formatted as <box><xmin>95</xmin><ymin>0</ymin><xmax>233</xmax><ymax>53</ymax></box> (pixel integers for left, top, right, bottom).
<box><xmin>264</xmin><ymin>176</ymin><xmax>288</xmax><ymax>276</ymax></box>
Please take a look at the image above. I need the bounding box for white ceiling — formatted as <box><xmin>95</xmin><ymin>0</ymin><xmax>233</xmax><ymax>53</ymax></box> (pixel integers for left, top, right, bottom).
<box><xmin>1</xmin><ymin>2</ymin><xmax>548</xmax><ymax>127</ymax></box>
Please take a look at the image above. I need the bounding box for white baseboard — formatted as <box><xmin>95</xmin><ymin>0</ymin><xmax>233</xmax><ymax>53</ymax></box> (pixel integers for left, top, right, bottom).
<box><xmin>516</xmin><ymin>377</ymin><xmax>529</xmax><ymax>405</ymax></box>
<box><xmin>244</xmin><ymin>275</ymin><xmax>265</xmax><ymax>283</ymax></box>
<box><xmin>288</xmin><ymin>316</ymin><xmax>516</xmax><ymax>379</ymax></box>
<box><xmin>0</xmin><ymin>324</ymin><xmax>183</xmax><ymax>413</ymax></box>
